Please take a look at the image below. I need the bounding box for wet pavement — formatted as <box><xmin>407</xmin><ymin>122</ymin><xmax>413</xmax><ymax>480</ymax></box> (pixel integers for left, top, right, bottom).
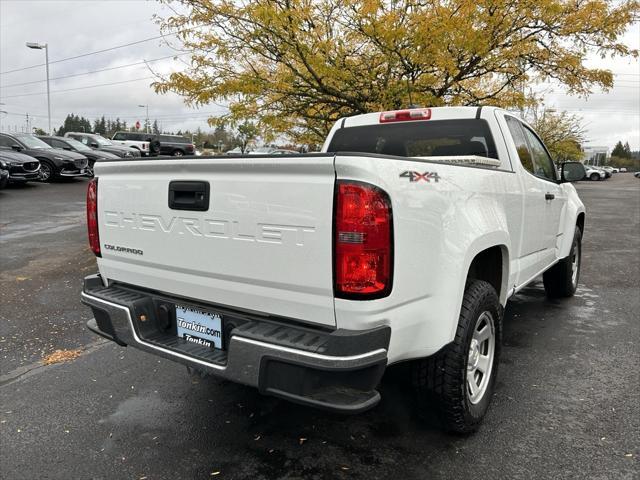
<box><xmin>0</xmin><ymin>174</ymin><xmax>639</xmax><ymax>479</ymax></box>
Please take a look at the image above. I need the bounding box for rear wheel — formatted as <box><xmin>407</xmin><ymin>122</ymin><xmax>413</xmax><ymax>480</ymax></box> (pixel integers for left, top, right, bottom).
<box><xmin>543</xmin><ymin>226</ymin><xmax>582</xmax><ymax>298</ymax></box>
<box><xmin>412</xmin><ymin>280</ymin><xmax>502</xmax><ymax>433</ymax></box>
<box><xmin>172</xmin><ymin>149</ymin><xmax>184</xmax><ymax>157</ymax></box>
<box><xmin>38</xmin><ymin>160</ymin><xmax>55</xmax><ymax>182</ymax></box>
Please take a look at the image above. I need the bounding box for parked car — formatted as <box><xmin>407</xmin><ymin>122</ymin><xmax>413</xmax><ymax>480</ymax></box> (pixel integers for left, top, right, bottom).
<box><xmin>0</xmin><ymin>147</ymin><xmax>41</xmax><ymax>183</ymax></box>
<box><xmin>272</xmin><ymin>149</ymin><xmax>300</xmax><ymax>155</ymax></box>
<box><xmin>156</xmin><ymin>134</ymin><xmax>195</xmax><ymax>156</ymax></box>
<box><xmin>620</xmin><ymin>167</ymin><xmax>627</xmax><ymax>172</ymax></box>
<box><xmin>634</xmin><ymin>171</ymin><xmax>640</xmax><ymax>178</ymax></box>
<box><xmin>248</xmin><ymin>147</ymin><xmax>299</xmax><ymax>155</ymax></box>
<box><xmin>111</xmin><ymin>131</ymin><xmax>151</xmax><ymax>156</ymax></box>
<box><xmin>225</xmin><ymin>147</ymin><xmax>243</xmax><ymax>155</ymax></box>
<box><xmin>0</xmin><ymin>133</ymin><xmax>86</xmax><ymax>182</ymax></box>
<box><xmin>247</xmin><ymin>146</ymin><xmax>276</xmax><ymax>155</ymax></box>
<box><xmin>0</xmin><ymin>159</ymin><xmax>10</xmax><ymax>189</ymax></box>
<box><xmin>597</xmin><ymin>167</ymin><xmax>612</xmax><ymax>178</ymax></box>
<box><xmin>37</xmin><ymin>136</ymin><xmax>119</xmax><ymax>177</ymax></box>
<box><xmin>64</xmin><ymin>132</ymin><xmax>141</xmax><ymax>158</ymax></box>
<box><xmin>247</xmin><ymin>147</ymin><xmax>301</xmax><ymax>155</ymax></box>
<box><xmin>81</xmin><ymin>106</ymin><xmax>586</xmax><ymax>433</ymax></box>
<box><xmin>584</xmin><ymin>166</ymin><xmax>606</xmax><ymax>181</ymax></box>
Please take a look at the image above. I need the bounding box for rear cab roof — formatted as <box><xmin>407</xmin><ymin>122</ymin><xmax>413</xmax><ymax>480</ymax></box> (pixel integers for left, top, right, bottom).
<box><xmin>322</xmin><ymin>106</ymin><xmax>513</xmax><ymax>171</ymax></box>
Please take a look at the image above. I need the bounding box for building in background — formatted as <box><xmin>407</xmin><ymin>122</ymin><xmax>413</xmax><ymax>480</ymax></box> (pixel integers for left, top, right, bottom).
<box><xmin>583</xmin><ymin>146</ymin><xmax>609</xmax><ymax>165</ymax></box>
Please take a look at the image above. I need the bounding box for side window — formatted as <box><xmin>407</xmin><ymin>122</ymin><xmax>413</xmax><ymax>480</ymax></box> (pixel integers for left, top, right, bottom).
<box><xmin>52</xmin><ymin>139</ymin><xmax>66</xmax><ymax>149</ymax></box>
<box><xmin>523</xmin><ymin>127</ymin><xmax>556</xmax><ymax>181</ymax></box>
<box><xmin>113</xmin><ymin>132</ymin><xmax>125</xmax><ymax>140</ymax></box>
<box><xmin>0</xmin><ymin>135</ymin><xmax>12</xmax><ymax>147</ymax></box>
<box><xmin>505</xmin><ymin>116</ymin><xmax>534</xmax><ymax>174</ymax></box>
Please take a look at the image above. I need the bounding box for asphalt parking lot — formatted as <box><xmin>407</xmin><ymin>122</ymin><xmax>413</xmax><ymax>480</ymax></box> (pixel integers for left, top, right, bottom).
<box><xmin>1</xmin><ymin>175</ymin><xmax>638</xmax><ymax>480</ymax></box>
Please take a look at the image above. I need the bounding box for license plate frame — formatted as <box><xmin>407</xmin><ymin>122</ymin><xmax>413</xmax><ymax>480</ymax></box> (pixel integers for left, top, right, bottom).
<box><xmin>175</xmin><ymin>304</ymin><xmax>223</xmax><ymax>350</ymax></box>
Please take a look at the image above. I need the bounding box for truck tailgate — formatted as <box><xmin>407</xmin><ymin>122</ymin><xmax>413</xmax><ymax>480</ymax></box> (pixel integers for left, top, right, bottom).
<box><xmin>95</xmin><ymin>155</ymin><xmax>336</xmax><ymax>327</ymax></box>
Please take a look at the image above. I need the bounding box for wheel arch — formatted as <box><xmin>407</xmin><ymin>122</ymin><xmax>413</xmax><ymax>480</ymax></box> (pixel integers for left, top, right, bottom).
<box><xmin>466</xmin><ymin>244</ymin><xmax>510</xmax><ymax>306</ymax></box>
<box><xmin>558</xmin><ymin>187</ymin><xmax>586</xmax><ymax>258</ymax></box>
<box><xmin>35</xmin><ymin>156</ymin><xmax>57</xmax><ymax>169</ymax></box>
<box><xmin>576</xmin><ymin>212</ymin><xmax>585</xmax><ymax>234</ymax></box>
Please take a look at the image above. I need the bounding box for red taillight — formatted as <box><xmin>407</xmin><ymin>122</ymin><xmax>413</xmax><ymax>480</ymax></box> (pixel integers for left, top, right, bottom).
<box><xmin>379</xmin><ymin>108</ymin><xmax>431</xmax><ymax>123</ymax></box>
<box><xmin>87</xmin><ymin>178</ymin><xmax>101</xmax><ymax>256</ymax></box>
<box><xmin>334</xmin><ymin>181</ymin><xmax>392</xmax><ymax>298</ymax></box>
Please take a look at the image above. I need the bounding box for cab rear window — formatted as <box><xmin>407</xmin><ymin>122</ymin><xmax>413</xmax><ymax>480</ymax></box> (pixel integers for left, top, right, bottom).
<box><xmin>327</xmin><ymin>119</ymin><xmax>498</xmax><ymax>159</ymax></box>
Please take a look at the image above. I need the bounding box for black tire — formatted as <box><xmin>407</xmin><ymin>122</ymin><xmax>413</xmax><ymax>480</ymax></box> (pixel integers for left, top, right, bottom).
<box><xmin>172</xmin><ymin>149</ymin><xmax>184</xmax><ymax>157</ymax></box>
<box><xmin>150</xmin><ymin>140</ymin><xmax>161</xmax><ymax>156</ymax></box>
<box><xmin>589</xmin><ymin>172</ymin><xmax>599</xmax><ymax>181</ymax></box>
<box><xmin>543</xmin><ymin>226</ymin><xmax>582</xmax><ymax>298</ymax></box>
<box><xmin>38</xmin><ymin>160</ymin><xmax>56</xmax><ymax>182</ymax></box>
<box><xmin>411</xmin><ymin>280</ymin><xmax>502</xmax><ymax>433</ymax></box>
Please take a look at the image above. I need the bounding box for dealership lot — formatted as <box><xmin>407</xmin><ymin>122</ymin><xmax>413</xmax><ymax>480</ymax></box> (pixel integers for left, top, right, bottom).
<box><xmin>0</xmin><ymin>175</ymin><xmax>638</xmax><ymax>479</ymax></box>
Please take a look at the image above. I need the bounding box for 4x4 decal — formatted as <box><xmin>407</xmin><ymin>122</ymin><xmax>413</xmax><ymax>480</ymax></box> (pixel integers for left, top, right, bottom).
<box><xmin>399</xmin><ymin>171</ymin><xmax>441</xmax><ymax>183</ymax></box>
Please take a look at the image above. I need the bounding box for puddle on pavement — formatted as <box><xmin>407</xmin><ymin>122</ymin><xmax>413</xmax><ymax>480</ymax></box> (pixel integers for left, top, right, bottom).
<box><xmin>100</xmin><ymin>393</ymin><xmax>178</xmax><ymax>429</ymax></box>
<box><xmin>0</xmin><ymin>213</ymin><xmax>85</xmax><ymax>242</ymax></box>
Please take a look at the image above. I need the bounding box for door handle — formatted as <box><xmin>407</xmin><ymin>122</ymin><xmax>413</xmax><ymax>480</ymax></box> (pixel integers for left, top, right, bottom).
<box><xmin>545</xmin><ymin>193</ymin><xmax>555</xmax><ymax>200</ymax></box>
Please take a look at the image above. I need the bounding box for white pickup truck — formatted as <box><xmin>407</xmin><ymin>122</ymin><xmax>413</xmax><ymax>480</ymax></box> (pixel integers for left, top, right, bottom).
<box><xmin>111</xmin><ymin>131</ymin><xmax>151</xmax><ymax>156</ymax></box>
<box><xmin>81</xmin><ymin>106</ymin><xmax>586</xmax><ymax>432</ymax></box>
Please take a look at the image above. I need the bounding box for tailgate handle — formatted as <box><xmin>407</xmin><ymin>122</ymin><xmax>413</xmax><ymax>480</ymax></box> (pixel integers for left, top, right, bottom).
<box><xmin>168</xmin><ymin>181</ymin><xmax>210</xmax><ymax>211</ymax></box>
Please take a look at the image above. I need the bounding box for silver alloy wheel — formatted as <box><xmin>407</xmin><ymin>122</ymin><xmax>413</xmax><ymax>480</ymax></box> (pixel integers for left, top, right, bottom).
<box><xmin>466</xmin><ymin>311</ymin><xmax>495</xmax><ymax>405</ymax></box>
<box><xmin>39</xmin><ymin>163</ymin><xmax>52</xmax><ymax>181</ymax></box>
<box><xmin>173</xmin><ymin>150</ymin><xmax>184</xmax><ymax>157</ymax></box>
<box><xmin>571</xmin><ymin>240</ymin><xmax>580</xmax><ymax>288</ymax></box>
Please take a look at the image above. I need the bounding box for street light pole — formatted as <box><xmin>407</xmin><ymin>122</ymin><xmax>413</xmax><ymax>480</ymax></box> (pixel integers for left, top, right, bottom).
<box><xmin>138</xmin><ymin>104</ymin><xmax>149</xmax><ymax>133</ymax></box>
<box><xmin>44</xmin><ymin>44</ymin><xmax>51</xmax><ymax>135</ymax></box>
<box><xmin>26</xmin><ymin>42</ymin><xmax>51</xmax><ymax>135</ymax></box>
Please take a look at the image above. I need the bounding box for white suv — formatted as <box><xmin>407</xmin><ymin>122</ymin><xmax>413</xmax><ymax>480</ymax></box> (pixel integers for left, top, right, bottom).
<box><xmin>111</xmin><ymin>131</ymin><xmax>151</xmax><ymax>156</ymax></box>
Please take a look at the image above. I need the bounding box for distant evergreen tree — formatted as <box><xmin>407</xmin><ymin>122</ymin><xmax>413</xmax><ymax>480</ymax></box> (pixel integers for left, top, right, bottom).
<box><xmin>98</xmin><ymin>116</ymin><xmax>107</xmax><ymax>135</ymax></box>
<box><xmin>611</xmin><ymin>141</ymin><xmax>631</xmax><ymax>159</ymax></box>
<box><xmin>57</xmin><ymin>113</ymin><xmax>91</xmax><ymax>135</ymax></box>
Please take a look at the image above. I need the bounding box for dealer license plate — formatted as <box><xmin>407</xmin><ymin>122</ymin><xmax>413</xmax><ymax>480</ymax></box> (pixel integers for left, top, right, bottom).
<box><xmin>175</xmin><ymin>305</ymin><xmax>223</xmax><ymax>350</ymax></box>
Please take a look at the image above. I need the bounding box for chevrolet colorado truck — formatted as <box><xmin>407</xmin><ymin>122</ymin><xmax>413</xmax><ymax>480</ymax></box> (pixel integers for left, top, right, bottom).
<box><xmin>81</xmin><ymin>106</ymin><xmax>586</xmax><ymax>432</ymax></box>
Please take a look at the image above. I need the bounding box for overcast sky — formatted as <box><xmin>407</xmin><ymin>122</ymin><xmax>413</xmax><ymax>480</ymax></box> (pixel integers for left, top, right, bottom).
<box><xmin>1</xmin><ymin>0</ymin><xmax>638</xmax><ymax>150</ymax></box>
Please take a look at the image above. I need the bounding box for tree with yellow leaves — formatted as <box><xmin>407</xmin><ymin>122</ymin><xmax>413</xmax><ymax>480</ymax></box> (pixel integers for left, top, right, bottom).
<box><xmin>528</xmin><ymin>107</ymin><xmax>586</xmax><ymax>162</ymax></box>
<box><xmin>154</xmin><ymin>0</ymin><xmax>639</xmax><ymax>143</ymax></box>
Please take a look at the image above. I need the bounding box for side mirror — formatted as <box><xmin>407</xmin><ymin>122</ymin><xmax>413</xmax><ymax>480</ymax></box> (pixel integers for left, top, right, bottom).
<box><xmin>561</xmin><ymin>161</ymin><xmax>586</xmax><ymax>182</ymax></box>
<box><xmin>63</xmin><ymin>146</ymin><xmax>72</xmax><ymax>150</ymax></box>
<box><xmin>90</xmin><ymin>142</ymin><xmax>99</xmax><ymax>148</ymax></box>
<box><xmin>11</xmin><ymin>144</ymin><xmax>22</xmax><ymax>152</ymax></box>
